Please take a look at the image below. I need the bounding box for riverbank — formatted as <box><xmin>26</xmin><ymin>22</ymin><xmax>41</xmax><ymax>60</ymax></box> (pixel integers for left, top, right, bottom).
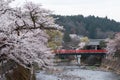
<box><xmin>101</xmin><ymin>58</ymin><xmax>120</xmax><ymax>75</ymax></box>
<box><xmin>36</xmin><ymin>66</ymin><xmax>120</xmax><ymax>80</ymax></box>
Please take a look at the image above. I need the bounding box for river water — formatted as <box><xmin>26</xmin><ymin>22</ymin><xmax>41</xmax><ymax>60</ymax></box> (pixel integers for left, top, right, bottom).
<box><xmin>36</xmin><ymin>66</ymin><xmax>120</xmax><ymax>80</ymax></box>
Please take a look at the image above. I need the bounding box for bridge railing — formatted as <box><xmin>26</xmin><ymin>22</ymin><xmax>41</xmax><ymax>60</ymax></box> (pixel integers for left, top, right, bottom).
<box><xmin>54</xmin><ymin>49</ymin><xmax>107</xmax><ymax>54</ymax></box>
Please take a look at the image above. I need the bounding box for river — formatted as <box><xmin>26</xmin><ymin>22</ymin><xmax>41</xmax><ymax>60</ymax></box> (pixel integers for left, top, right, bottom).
<box><xmin>36</xmin><ymin>66</ymin><xmax>120</xmax><ymax>80</ymax></box>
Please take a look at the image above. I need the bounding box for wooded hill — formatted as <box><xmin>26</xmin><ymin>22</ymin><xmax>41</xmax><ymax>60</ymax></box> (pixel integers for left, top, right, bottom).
<box><xmin>53</xmin><ymin>15</ymin><xmax>120</xmax><ymax>39</ymax></box>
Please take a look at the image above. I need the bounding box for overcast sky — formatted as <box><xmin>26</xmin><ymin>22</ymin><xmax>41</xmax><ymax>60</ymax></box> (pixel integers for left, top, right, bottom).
<box><xmin>11</xmin><ymin>0</ymin><xmax>120</xmax><ymax>22</ymax></box>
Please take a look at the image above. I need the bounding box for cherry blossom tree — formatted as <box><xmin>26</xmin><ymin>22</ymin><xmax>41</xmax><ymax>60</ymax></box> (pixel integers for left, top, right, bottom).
<box><xmin>0</xmin><ymin>0</ymin><xmax>63</xmax><ymax>79</ymax></box>
<box><xmin>106</xmin><ymin>33</ymin><xmax>120</xmax><ymax>59</ymax></box>
<box><xmin>10</xmin><ymin>1</ymin><xmax>63</xmax><ymax>68</ymax></box>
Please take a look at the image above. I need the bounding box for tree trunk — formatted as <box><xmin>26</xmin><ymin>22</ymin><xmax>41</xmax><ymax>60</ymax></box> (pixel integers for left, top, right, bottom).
<box><xmin>6</xmin><ymin>65</ymin><xmax>36</xmax><ymax>80</ymax></box>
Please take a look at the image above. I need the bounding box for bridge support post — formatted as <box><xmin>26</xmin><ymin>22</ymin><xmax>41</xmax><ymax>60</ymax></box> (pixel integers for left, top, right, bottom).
<box><xmin>76</xmin><ymin>55</ymin><xmax>81</xmax><ymax>65</ymax></box>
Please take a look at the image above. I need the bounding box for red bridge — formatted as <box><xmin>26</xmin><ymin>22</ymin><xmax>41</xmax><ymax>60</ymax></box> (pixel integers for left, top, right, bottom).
<box><xmin>54</xmin><ymin>49</ymin><xmax>107</xmax><ymax>55</ymax></box>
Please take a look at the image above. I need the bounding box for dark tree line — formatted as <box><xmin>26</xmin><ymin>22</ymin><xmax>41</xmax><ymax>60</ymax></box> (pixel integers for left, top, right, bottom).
<box><xmin>53</xmin><ymin>15</ymin><xmax>120</xmax><ymax>39</ymax></box>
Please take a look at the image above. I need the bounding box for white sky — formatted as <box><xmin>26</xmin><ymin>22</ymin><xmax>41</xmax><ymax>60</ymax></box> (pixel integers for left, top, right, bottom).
<box><xmin>11</xmin><ymin>0</ymin><xmax>120</xmax><ymax>22</ymax></box>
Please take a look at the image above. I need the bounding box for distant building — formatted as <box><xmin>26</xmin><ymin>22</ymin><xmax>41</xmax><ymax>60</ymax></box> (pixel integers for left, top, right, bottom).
<box><xmin>85</xmin><ymin>39</ymin><xmax>105</xmax><ymax>50</ymax></box>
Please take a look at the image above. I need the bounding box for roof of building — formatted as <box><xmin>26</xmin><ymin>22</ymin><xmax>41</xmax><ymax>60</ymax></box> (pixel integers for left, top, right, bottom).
<box><xmin>87</xmin><ymin>39</ymin><xmax>105</xmax><ymax>45</ymax></box>
<box><xmin>87</xmin><ymin>42</ymin><xmax>99</xmax><ymax>45</ymax></box>
<box><xmin>89</xmin><ymin>39</ymin><xmax>105</xmax><ymax>42</ymax></box>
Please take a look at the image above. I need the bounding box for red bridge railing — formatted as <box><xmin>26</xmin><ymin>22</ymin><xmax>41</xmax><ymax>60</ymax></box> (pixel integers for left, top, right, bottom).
<box><xmin>54</xmin><ymin>49</ymin><xmax>107</xmax><ymax>54</ymax></box>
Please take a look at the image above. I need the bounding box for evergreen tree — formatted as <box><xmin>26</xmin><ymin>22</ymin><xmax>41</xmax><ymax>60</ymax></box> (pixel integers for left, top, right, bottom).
<box><xmin>63</xmin><ymin>32</ymin><xmax>71</xmax><ymax>43</ymax></box>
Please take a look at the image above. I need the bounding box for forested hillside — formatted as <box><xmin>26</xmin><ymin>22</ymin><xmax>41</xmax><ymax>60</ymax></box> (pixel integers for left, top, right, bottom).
<box><xmin>53</xmin><ymin>15</ymin><xmax>120</xmax><ymax>39</ymax></box>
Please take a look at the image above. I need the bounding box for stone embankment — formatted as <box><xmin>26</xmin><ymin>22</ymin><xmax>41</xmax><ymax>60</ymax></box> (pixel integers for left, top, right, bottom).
<box><xmin>101</xmin><ymin>58</ymin><xmax>120</xmax><ymax>74</ymax></box>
